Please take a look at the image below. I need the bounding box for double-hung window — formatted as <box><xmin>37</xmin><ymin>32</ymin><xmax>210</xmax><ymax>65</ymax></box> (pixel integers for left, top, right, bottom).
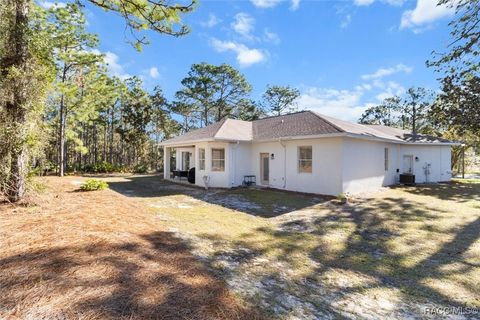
<box><xmin>199</xmin><ymin>148</ymin><xmax>205</xmax><ymax>170</ymax></box>
<box><xmin>298</xmin><ymin>146</ymin><xmax>312</xmax><ymax>173</ymax></box>
<box><xmin>211</xmin><ymin>148</ymin><xmax>225</xmax><ymax>172</ymax></box>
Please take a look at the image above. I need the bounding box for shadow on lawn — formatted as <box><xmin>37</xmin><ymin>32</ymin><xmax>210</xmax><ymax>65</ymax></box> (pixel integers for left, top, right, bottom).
<box><xmin>200</xmin><ymin>194</ymin><xmax>480</xmax><ymax>316</ymax></box>
<box><xmin>107</xmin><ymin>174</ymin><xmax>331</xmax><ymax>218</ymax></box>
<box><xmin>106</xmin><ymin>174</ymin><xmax>480</xmax><ymax>316</ymax></box>
<box><xmin>0</xmin><ymin>231</ymin><xmax>263</xmax><ymax>319</ymax></box>
<box><xmin>275</xmin><ymin>199</ymin><xmax>478</xmax><ymax>311</ymax></box>
<box><xmin>394</xmin><ymin>180</ymin><xmax>480</xmax><ymax>203</ymax></box>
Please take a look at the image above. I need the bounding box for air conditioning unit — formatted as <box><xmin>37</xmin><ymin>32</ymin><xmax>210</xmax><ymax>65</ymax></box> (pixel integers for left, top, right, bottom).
<box><xmin>399</xmin><ymin>173</ymin><xmax>415</xmax><ymax>185</ymax></box>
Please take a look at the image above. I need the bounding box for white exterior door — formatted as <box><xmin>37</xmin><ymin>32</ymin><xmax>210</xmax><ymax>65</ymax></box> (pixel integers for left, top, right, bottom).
<box><xmin>260</xmin><ymin>153</ymin><xmax>269</xmax><ymax>185</ymax></box>
<box><xmin>402</xmin><ymin>155</ymin><xmax>413</xmax><ymax>174</ymax></box>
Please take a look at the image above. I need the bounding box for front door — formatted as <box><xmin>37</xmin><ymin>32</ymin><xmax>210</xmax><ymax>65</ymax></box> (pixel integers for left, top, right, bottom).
<box><xmin>260</xmin><ymin>153</ymin><xmax>269</xmax><ymax>185</ymax></box>
<box><xmin>402</xmin><ymin>155</ymin><xmax>413</xmax><ymax>174</ymax></box>
<box><xmin>182</xmin><ymin>152</ymin><xmax>190</xmax><ymax>171</ymax></box>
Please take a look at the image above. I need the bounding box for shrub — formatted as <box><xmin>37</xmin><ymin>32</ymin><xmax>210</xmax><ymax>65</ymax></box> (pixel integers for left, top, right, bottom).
<box><xmin>133</xmin><ymin>164</ymin><xmax>148</xmax><ymax>174</ymax></box>
<box><xmin>80</xmin><ymin>179</ymin><xmax>109</xmax><ymax>191</ymax></box>
<box><xmin>337</xmin><ymin>193</ymin><xmax>348</xmax><ymax>204</ymax></box>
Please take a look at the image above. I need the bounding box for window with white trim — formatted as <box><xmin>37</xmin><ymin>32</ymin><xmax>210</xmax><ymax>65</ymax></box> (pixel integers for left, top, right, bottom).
<box><xmin>211</xmin><ymin>148</ymin><xmax>225</xmax><ymax>171</ymax></box>
<box><xmin>384</xmin><ymin>147</ymin><xmax>389</xmax><ymax>171</ymax></box>
<box><xmin>298</xmin><ymin>146</ymin><xmax>312</xmax><ymax>173</ymax></box>
<box><xmin>199</xmin><ymin>148</ymin><xmax>205</xmax><ymax>170</ymax></box>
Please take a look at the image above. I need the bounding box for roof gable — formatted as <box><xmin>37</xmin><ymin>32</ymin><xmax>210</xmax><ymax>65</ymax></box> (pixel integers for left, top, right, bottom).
<box><xmin>161</xmin><ymin>118</ymin><xmax>227</xmax><ymax>145</ymax></box>
<box><xmin>215</xmin><ymin>119</ymin><xmax>252</xmax><ymax>141</ymax></box>
<box><xmin>160</xmin><ymin>110</ymin><xmax>456</xmax><ymax>145</ymax></box>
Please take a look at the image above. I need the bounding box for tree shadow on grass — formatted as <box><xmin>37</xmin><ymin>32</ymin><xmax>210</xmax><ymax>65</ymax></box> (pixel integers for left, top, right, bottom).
<box><xmin>299</xmin><ymin>198</ymin><xmax>478</xmax><ymax>311</ymax></box>
<box><xmin>107</xmin><ymin>174</ymin><xmax>331</xmax><ymax>218</ymax></box>
<box><xmin>0</xmin><ymin>231</ymin><xmax>264</xmax><ymax>320</ymax></box>
<box><xmin>394</xmin><ymin>181</ymin><xmax>480</xmax><ymax>203</ymax></box>
<box><xmin>194</xmin><ymin>195</ymin><xmax>480</xmax><ymax>318</ymax></box>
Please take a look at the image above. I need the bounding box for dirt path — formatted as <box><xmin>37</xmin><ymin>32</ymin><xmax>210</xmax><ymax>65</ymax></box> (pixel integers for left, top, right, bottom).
<box><xmin>0</xmin><ymin>176</ymin><xmax>262</xmax><ymax>320</ymax></box>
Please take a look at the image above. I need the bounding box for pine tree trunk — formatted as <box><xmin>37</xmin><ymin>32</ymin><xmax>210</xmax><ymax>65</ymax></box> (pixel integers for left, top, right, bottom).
<box><xmin>58</xmin><ymin>62</ymin><xmax>67</xmax><ymax>177</ymax></box>
<box><xmin>103</xmin><ymin>123</ymin><xmax>107</xmax><ymax>162</ymax></box>
<box><xmin>109</xmin><ymin>106</ymin><xmax>114</xmax><ymax>163</ymax></box>
<box><xmin>2</xmin><ymin>0</ymin><xmax>30</xmax><ymax>202</ymax></box>
<box><xmin>58</xmin><ymin>100</ymin><xmax>65</xmax><ymax>176</ymax></box>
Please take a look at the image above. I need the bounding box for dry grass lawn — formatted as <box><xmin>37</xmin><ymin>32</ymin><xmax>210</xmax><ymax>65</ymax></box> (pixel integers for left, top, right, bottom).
<box><xmin>1</xmin><ymin>174</ymin><xmax>479</xmax><ymax>319</ymax></box>
<box><xmin>103</xmin><ymin>175</ymin><xmax>480</xmax><ymax>318</ymax></box>
<box><xmin>0</xmin><ymin>176</ymin><xmax>263</xmax><ymax>320</ymax></box>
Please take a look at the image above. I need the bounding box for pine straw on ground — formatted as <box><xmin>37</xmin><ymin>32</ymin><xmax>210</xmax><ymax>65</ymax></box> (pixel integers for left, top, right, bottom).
<box><xmin>0</xmin><ymin>176</ymin><xmax>263</xmax><ymax>320</ymax></box>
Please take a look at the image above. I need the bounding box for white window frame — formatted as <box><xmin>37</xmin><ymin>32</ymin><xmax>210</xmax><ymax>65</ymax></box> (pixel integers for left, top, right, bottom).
<box><xmin>298</xmin><ymin>146</ymin><xmax>312</xmax><ymax>173</ymax></box>
<box><xmin>384</xmin><ymin>147</ymin><xmax>389</xmax><ymax>171</ymax></box>
<box><xmin>211</xmin><ymin>148</ymin><xmax>225</xmax><ymax>172</ymax></box>
<box><xmin>198</xmin><ymin>148</ymin><xmax>205</xmax><ymax>171</ymax></box>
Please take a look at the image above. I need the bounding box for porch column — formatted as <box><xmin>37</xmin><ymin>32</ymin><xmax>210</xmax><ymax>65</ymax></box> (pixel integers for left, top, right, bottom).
<box><xmin>163</xmin><ymin>146</ymin><xmax>171</xmax><ymax>180</ymax></box>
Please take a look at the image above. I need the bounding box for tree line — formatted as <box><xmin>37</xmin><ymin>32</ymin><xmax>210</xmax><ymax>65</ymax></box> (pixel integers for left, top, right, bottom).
<box><xmin>1</xmin><ymin>0</ymin><xmax>478</xmax><ymax>202</ymax></box>
<box><xmin>0</xmin><ymin>1</ymin><xmax>301</xmax><ymax>201</ymax></box>
<box><xmin>359</xmin><ymin>0</ymin><xmax>479</xmax><ymax>174</ymax></box>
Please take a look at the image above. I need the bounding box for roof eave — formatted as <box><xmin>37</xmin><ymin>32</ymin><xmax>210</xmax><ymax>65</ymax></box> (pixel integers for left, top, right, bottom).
<box><xmin>158</xmin><ymin>138</ymin><xmax>215</xmax><ymax>147</ymax></box>
<box><xmin>345</xmin><ymin>133</ymin><xmax>459</xmax><ymax>145</ymax></box>
<box><xmin>158</xmin><ymin>137</ymin><xmax>252</xmax><ymax>147</ymax></box>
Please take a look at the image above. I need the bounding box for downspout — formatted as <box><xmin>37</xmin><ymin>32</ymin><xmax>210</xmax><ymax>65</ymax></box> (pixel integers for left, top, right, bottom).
<box><xmin>232</xmin><ymin>141</ymin><xmax>240</xmax><ymax>186</ymax></box>
<box><xmin>279</xmin><ymin>139</ymin><xmax>287</xmax><ymax>189</ymax></box>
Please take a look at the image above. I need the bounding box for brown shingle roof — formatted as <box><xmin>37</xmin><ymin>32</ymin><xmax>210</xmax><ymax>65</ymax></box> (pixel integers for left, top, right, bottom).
<box><xmin>366</xmin><ymin>125</ymin><xmax>454</xmax><ymax>143</ymax></box>
<box><xmin>160</xmin><ymin>110</ymin><xmax>457</xmax><ymax>145</ymax></box>
<box><xmin>252</xmin><ymin>111</ymin><xmax>342</xmax><ymax>140</ymax></box>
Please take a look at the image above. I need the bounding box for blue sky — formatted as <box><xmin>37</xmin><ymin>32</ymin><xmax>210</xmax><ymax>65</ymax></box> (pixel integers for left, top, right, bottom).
<box><xmin>43</xmin><ymin>0</ymin><xmax>455</xmax><ymax>121</ymax></box>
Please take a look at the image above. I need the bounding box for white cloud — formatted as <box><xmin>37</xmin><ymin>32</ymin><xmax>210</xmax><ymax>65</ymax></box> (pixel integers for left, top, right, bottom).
<box><xmin>231</xmin><ymin>13</ymin><xmax>255</xmax><ymax>39</ymax></box>
<box><xmin>39</xmin><ymin>1</ymin><xmax>66</xmax><ymax>9</ymax></box>
<box><xmin>104</xmin><ymin>52</ymin><xmax>131</xmax><ymax>79</ymax></box>
<box><xmin>400</xmin><ymin>0</ymin><xmax>454</xmax><ymax>31</ymax></box>
<box><xmin>354</xmin><ymin>0</ymin><xmax>406</xmax><ymax>6</ymax></box>
<box><xmin>361</xmin><ymin>64</ymin><xmax>413</xmax><ymax>80</ymax></box>
<box><xmin>201</xmin><ymin>13</ymin><xmax>221</xmax><ymax>28</ymax></box>
<box><xmin>354</xmin><ymin>0</ymin><xmax>375</xmax><ymax>6</ymax></box>
<box><xmin>290</xmin><ymin>0</ymin><xmax>300</xmax><ymax>11</ymax></box>
<box><xmin>263</xmin><ymin>29</ymin><xmax>280</xmax><ymax>44</ymax></box>
<box><xmin>375</xmin><ymin>81</ymin><xmax>405</xmax><ymax>101</ymax></box>
<box><xmin>149</xmin><ymin>67</ymin><xmax>160</xmax><ymax>79</ymax></box>
<box><xmin>297</xmin><ymin>87</ymin><xmax>368</xmax><ymax>121</ymax></box>
<box><xmin>341</xmin><ymin>14</ymin><xmax>352</xmax><ymax>29</ymax></box>
<box><xmin>250</xmin><ymin>0</ymin><xmax>300</xmax><ymax>10</ymax></box>
<box><xmin>211</xmin><ymin>38</ymin><xmax>267</xmax><ymax>67</ymax></box>
<box><xmin>250</xmin><ymin>0</ymin><xmax>283</xmax><ymax>8</ymax></box>
<box><xmin>384</xmin><ymin>0</ymin><xmax>406</xmax><ymax>5</ymax></box>
<box><xmin>92</xmin><ymin>50</ymin><xmax>131</xmax><ymax>79</ymax></box>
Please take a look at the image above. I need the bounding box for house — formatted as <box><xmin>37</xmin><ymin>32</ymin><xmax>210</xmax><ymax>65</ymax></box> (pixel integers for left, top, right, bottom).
<box><xmin>159</xmin><ymin>111</ymin><xmax>458</xmax><ymax>196</ymax></box>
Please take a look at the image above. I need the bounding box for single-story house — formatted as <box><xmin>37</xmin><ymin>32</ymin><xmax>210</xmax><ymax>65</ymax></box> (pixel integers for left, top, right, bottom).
<box><xmin>159</xmin><ymin>111</ymin><xmax>458</xmax><ymax>196</ymax></box>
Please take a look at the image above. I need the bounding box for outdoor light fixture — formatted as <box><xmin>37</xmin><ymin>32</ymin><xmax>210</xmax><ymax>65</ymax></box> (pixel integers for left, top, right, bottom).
<box><xmin>271</xmin><ymin>154</ymin><xmax>275</xmax><ymax>160</ymax></box>
<box><xmin>415</xmin><ymin>156</ymin><xmax>419</xmax><ymax>162</ymax></box>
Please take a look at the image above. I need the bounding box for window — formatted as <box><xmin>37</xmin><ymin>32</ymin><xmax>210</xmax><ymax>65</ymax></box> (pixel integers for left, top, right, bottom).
<box><xmin>199</xmin><ymin>148</ymin><xmax>205</xmax><ymax>170</ymax></box>
<box><xmin>211</xmin><ymin>148</ymin><xmax>225</xmax><ymax>171</ymax></box>
<box><xmin>298</xmin><ymin>146</ymin><xmax>312</xmax><ymax>173</ymax></box>
<box><xmin>384</xmin><ymin>148</ymin><xmax>389</xmax><ymax>171</ymax></box>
